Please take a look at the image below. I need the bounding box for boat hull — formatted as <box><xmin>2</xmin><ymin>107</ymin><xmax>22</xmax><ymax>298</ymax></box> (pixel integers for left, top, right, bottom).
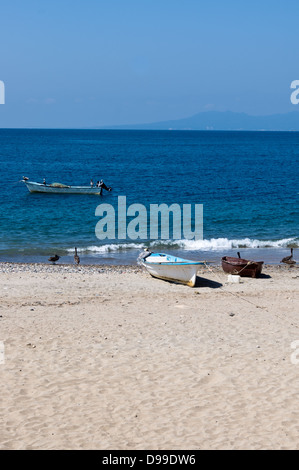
<box><xmin>221</xmin><ymin>256</ymin><xmax>264</xmax><ymax>278</ymax></box>
<box><xmin>141</xmin><ymin>253</ymin><xmax>204</xmax><ymax>287</ymax></box>
<box><xmin>24</xmin><ymin>181</ymin><xmax>103</xmax><ymax>195</ymax></box>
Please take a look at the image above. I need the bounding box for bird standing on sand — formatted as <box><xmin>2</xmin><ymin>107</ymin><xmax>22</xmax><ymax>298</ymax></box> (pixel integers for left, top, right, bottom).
<box><xmin>281</xmin><ymin>248</ymin><xmax>296</xmax><ymax>265</ymax></box>
<box><xmin>48</xmin><ymin>254</ymin><xmax>60</xmax><ymax>264</ymax></box>
<box><xmin>74</xmin><ymin>247</ymin><xmax>80</xmax><ymax>265</ymax></box>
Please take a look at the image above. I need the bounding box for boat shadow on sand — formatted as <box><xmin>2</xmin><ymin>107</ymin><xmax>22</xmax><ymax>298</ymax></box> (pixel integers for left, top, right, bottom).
<box><xmin>154</xmin><ymin>276</ymin><xmax>223</xmax><ymax>288</ymax></box>
<box><xmin>256</xmin><ymin>273</ymin><xmax>272</xmax><ymax>279</ymax></box>
<box><xmin>195</xmin><ymin>276</ymin><xmax>222</xmax><ymax>288</ymax></box>
<box><xmin>195</xmin><ymin>273</ymin><xmax>271</xmax><ymax>286</ymax></box>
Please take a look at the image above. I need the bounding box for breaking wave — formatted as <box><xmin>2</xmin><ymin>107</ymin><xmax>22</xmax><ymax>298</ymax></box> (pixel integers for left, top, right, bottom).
<box><xmin>67</xmin><ymin>237</ymin><xmax>298</xmax><ymax>254</ymax></box>
<box><xmin>177</xmin><ymin>237</ymin><xmax>298</xmax><ymax>250</ymax></box>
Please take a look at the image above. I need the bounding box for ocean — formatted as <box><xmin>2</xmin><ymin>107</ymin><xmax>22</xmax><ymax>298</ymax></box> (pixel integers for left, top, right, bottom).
<box><xmin>0</xmin><ymin>129</ymin><xmax>298</xmax><ymax>265</ymax></box>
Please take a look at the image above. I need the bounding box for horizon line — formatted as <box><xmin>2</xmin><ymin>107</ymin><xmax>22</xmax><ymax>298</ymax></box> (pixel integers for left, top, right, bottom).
<box><xmin>1</xmin><ymin>109</ymin><xmax>299</xmax><ymax>131</ymax></box>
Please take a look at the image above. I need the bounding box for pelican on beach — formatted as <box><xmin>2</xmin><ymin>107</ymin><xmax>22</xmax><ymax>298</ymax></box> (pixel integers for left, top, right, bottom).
<box><xmin>74</xmin><ymin>247</ymin><xmax>80</xmax><ymax>265</ymax></box>
<box><xmin>48</xmin><ymin>254</ymin><xmax>60</xmax><ymax>264</ymax></box>
<box><xmin>281</xmin><ymin>248</ymin><xmax>296</xmax><ymax>265</ymax></box>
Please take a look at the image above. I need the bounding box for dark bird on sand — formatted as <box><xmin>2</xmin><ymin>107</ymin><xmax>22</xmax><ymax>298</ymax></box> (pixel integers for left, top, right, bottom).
<box><xmin>74</xmin><ymin>247</ymin><xmax>80</xmax><ymax>265</ymax></box>
<box><xmin>281</xmin><ymin>248</ymin><xmax>296</xmax><ymax>265</ymax></box>
<box><xmin>48</xmin><ymin>254</ymin><xmax>60</xmax><ymax>264</ymax></box>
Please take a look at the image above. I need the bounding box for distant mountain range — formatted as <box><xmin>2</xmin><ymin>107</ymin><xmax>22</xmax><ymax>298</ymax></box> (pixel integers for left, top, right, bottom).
<box><xmin>101</xmin><ymin>110</ymin><xmax>299</xmax><ymax>131</ymax></box>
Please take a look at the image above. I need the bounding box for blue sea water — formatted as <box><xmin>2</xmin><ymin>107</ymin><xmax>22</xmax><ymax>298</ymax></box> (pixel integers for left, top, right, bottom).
<box><xmin>0</xmin><ymin>129</ymin><xmax>298</xmax><ymax>265</ymax></box>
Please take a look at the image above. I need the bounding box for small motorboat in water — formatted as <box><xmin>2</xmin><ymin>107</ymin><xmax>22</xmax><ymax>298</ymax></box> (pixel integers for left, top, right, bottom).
<box><xmin>139</xmin><ymin>252</ymin><xmax>205</xmax><ymax>287</ymax></box>
<box><xmin>22</xmin><ymin>179</ymin><xmax>112</xmax><ymax>195</ymax></box>
<box><xmin>221</xmin><ymin>252</ymin><xmax>264</xmax><ymax>278</ymax></box>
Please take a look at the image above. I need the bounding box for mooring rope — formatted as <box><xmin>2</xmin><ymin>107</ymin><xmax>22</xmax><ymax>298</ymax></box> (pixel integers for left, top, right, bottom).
<box><xmin>203</xmin><ymin>262</ymin><xmax>299</xmax><ymax>330</ymax></box>
<box><xmin>230</xmin><ymin>260</ymin><xmax>254</xmax><ymax>276</ymax></box>
<box><xmin>203</xmin><ymin>261</ymin><xmax>266</xmax><ymax>309</ymax></box>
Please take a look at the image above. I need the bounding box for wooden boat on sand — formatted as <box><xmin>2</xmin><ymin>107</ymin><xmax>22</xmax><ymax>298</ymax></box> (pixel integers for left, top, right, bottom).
<box><xmin>221</xmin><ymin>252</ymin><xmax>264</xmax><ymax>278</ymax></box>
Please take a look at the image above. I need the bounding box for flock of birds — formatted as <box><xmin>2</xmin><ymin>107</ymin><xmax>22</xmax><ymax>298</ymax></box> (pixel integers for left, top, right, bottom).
<box><xmin>48</xmin><ymin>247</ymin><xmax>80</xmax><ymax>265</ymax></box>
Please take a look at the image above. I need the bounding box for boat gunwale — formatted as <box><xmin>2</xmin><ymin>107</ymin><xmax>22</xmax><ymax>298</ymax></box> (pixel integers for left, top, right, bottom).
<box><xmin>221</xmin><ymin>256</ymin><xmax>264</xmax><ymax>267</ymax></box>
<box><xmin>143</xmin><ymin>261</ymin><xmax>204</xmax><ymax>266</ymax></box>
<box><xmin>25</xmin><ymin>181</ymin><xmax>99</xmax><ymax>189</ymax></box>
<box><xmin>143</xmin><ymin>252</ymin><xmax>205</xmax><ymax>266</ymax></box>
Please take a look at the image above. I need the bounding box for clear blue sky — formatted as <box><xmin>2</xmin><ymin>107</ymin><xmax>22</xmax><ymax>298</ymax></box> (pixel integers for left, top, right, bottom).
<box><xmin>0</xmin><ymin>0</ymin><xmax>298</xmax><ymax>127</ymax></box>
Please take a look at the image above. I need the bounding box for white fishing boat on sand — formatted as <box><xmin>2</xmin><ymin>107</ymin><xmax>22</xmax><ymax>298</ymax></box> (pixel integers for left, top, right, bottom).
<box><xmin>139</xmin><ymin>251</ymin><xmax>205</xmax><ymax>287</ymax></box>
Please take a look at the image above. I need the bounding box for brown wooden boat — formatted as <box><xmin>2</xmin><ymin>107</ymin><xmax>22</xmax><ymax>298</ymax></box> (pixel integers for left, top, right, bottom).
<box><xmin>221</xmin><ymin>252</ymin><xmax>264</xmax><ymax>278</ymax></box>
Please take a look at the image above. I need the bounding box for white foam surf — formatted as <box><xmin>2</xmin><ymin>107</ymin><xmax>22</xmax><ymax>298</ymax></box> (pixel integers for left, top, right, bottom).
<box><xmin>177</xmin><ymin>237</ymin><xmax>298</xmax><ymax>251</ymax></box>
<box><xmin>66</xmin><ymin>237</ymin><xmax>298</xmax><ymax>254</ymax></box>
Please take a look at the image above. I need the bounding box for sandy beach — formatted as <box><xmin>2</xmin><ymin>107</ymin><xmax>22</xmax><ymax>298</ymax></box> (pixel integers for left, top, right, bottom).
<box><xmin>0</xmin><ymin>262</ymin><xmax>298</xmax><ymax>450</ymax></box>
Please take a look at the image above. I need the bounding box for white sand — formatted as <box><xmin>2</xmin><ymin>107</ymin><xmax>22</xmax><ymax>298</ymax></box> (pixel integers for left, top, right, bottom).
<box><xmin>0</xmin><ymin>263</ymin><xmax>299</xmax><ymax>450</ymax></box>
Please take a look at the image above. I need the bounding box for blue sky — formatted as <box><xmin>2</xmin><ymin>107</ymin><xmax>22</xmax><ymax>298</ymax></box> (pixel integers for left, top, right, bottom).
<box><xmin>0</xmin><ymin>0</ymin><xmax>298</xmax><ymax>127</ymax></box>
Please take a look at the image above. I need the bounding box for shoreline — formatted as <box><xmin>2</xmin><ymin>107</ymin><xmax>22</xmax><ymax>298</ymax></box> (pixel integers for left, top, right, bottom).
<box><xmin>0</xmin><ymin>244</ymin><xmax>297</xmax><ymax>268</ymax></box>
<box><xmin>0</xmin><ymin>260</ymin><xmax>297</xmax><ymax>273</ymax></box>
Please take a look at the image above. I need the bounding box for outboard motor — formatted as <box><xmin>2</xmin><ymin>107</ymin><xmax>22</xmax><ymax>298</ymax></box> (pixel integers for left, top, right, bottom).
<box><xmin>99</xmin><ymin>180</ymin><xmax>112</xmax><ymax>192</ymax></box>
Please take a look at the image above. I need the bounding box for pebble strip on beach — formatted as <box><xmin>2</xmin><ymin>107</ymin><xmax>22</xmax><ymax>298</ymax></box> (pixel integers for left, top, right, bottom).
<box><xmin>0</xmin><ymin>262</ymin><xmax>143</xmax><ymax>275</ymax></box>
<box><xmin>0</xmin><ymin>261</ymin><xmax>296</xmax><ymax>276</ymax></box>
